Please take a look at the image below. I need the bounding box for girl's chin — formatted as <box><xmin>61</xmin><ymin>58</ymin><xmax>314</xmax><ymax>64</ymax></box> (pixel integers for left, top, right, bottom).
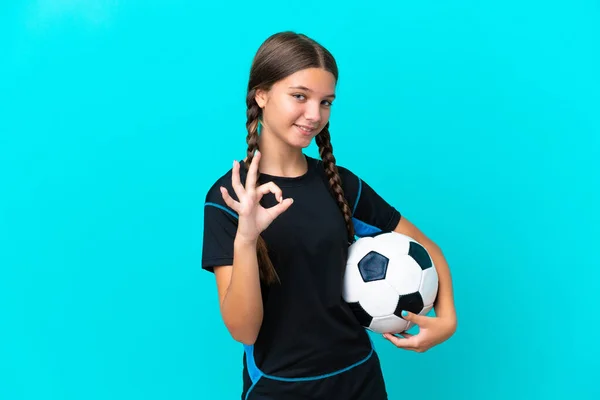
<box><xmin>286</xmin><ymin>135</ymin><xmax>313</xmax><ymax>149</ymax></box>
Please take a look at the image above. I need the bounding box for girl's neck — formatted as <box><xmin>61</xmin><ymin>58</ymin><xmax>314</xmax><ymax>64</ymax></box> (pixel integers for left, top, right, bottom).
<box><xmin>256</xmin><ymin>135</ymin><xmax>307</xmax><ymax>178</ymax></box>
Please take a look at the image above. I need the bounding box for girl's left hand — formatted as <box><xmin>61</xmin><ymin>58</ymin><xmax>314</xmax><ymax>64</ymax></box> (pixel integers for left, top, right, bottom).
<box><xmin>382</xmin><ymin>311</ymin><xmax>456</xmax><ymax>353</ymax></box>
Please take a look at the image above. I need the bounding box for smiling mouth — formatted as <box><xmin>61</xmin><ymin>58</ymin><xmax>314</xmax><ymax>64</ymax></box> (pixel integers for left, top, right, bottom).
<box><xmin>294</xmin><ymin>124</ymin><xmax>316</xmax><ymax>134</ymax></box>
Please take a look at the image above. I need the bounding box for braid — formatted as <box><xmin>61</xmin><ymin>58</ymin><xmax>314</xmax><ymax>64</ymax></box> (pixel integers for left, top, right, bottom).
<box><xmin>245</xmin><ymin>89</ymin><xmax>261</xmax><ymax>165</ymax></box>
<box><xmin>315</xmin><ymin>123</ymin><xmax>355</xmax><ymax>242</ymax></box>
<box><xmin>244</xmin><ymin>88</ymin><xmax>279</xmax><ymax>285</ymax></box>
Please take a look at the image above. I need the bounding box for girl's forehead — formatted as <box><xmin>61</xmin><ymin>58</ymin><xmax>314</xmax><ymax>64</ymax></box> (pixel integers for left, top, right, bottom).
<box><xmin>278</xmin><ymin>68</ymin><xmax>336</xmax><ymax>95</ymax></box>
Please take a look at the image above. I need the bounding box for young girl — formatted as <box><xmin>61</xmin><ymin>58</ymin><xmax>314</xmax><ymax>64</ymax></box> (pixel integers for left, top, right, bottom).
<box><xmin>202</xmin><ymin>31</ymin><xmax>457</xmax><ymax>400</ymax></box>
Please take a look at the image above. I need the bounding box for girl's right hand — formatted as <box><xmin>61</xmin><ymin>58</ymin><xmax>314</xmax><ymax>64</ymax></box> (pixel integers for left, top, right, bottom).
<box><xmin>220</xmin><ymin>151</ymin><xmax>294</xmax><ymax>243</ymax></box>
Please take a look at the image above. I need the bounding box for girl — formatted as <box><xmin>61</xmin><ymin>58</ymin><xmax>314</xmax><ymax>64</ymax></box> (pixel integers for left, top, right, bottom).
<box><xmin>202</xmin><ymin>31</ymin><xmax>457</xmax><ymax>400</ymax></box>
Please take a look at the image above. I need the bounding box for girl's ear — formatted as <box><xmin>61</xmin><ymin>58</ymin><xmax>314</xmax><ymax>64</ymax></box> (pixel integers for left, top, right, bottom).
<box><xmin>255</xmin><ymin>89</ymin><xmax>268</xmax><ymax>109</ymax></box>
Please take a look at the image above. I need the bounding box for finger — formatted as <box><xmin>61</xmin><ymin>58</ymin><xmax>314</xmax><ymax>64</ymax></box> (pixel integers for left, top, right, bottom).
<box><xmin>400</xmin><ymin>310</ymin><xmax>429</xmax><ymax>327</ymax></box>
<box><xmin>220</xmin><ymin>187</ymin><xmax>239</xmax><ymax>212</ymax></box>
<box><xmin>383</xmin><ymin>333</ymin><xmax>416</xmax><ymax>350</ymax></box>
<box><xmin>245</xmin><ymin>150</ymin><xmax>261</xmax><ymax>191</ymax></box>
<box><xmin>256</xmin><ymin>181</ymin><xmax>283</xmax><ymax>203</ymax></box>
<box><xmin>231</xmin><ymin>160</ymin><xmax>245</xmax><ymax>199</ymax></box>
<box><xmin>382</xmin><ymin>333</ymin><xmax>418</xmax><ymax>350</ymax></box>
<box><xmin>265</xmin><ymin>197</ymin><xmax>294</xmax><ymax>218</ymax></box>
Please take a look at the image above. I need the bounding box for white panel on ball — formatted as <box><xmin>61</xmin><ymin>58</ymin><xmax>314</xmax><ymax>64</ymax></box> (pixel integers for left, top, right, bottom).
<box><xmin>419</xmin><ymin>267</ymin><xmax>439</xmax><ymax>307</ymax></box>
<box><xmin>369</xmin><ymin>232</ymin><xmax>411</xmax><ymax>257</ymax></box>
<box><xmin>369</xmin><ymin>314</ymin><xmax>409</xmax><ymax>334</ymax></box>
<box><xmin>358</xmin><ymin>280</ymin><xmax>400</xmax><ymax>317</ymax></box>
<box><xmin>385</xmin><ymin>255</ymin><xmax>423</xmax><ymax>295</ymax></box>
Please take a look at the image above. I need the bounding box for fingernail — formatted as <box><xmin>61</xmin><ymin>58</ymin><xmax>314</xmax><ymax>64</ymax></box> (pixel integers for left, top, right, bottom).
<box><xmin>401</xmin><ymin>310</ymin><xmax>408</xmax><ymax>317</ymax></box>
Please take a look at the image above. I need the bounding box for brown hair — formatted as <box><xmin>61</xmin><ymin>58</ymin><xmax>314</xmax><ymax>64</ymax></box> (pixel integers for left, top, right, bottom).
<box><xmin>244</xmin><ymin>31</ymin><xmax>354</xmax><ymax>284</ymax></box>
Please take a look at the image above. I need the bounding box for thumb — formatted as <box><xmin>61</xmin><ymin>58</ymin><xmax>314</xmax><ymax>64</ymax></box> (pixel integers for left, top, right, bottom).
<box><xmin>401</xmin><ymin>310</ymin><xmax>427</xmax><ymax>326</ymax></box>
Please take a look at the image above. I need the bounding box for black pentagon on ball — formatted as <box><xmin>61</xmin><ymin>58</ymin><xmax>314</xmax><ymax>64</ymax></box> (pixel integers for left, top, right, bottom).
<box><xmin>347</xmin><ymin>301</ymin><xmax>373</xmax><ymax>327</ymax></box>
<box><xmin>393</xmin><ymin>292</ymin><xmax>424</xmax><ymax>318</ymax></box>
<box><xmin>408</xmin><ymin>241</ymin><xmax>433</xmax><ymax>270</ymax></box>
<box><xmin>358</xmin><ymin>251</ymin><xmax>389</xmax><ymax>282</ymax></box>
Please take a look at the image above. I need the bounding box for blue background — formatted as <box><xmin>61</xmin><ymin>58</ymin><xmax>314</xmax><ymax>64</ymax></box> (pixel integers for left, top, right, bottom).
<box><xmin>1</xmin><ymin>1</ymin><xmax>598</xmax><ymax>399</ymax></box>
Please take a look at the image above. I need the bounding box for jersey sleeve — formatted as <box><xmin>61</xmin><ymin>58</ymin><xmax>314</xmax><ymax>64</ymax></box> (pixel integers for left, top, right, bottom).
<box><xmin>201</xmin><ymin>181</ymin><xmax>239</xmax><ymax>273</ymax></box>
<box><xmin>338</xmin><ymin>166</ymin><xmax>401</xmax><ymax>238</ymax></box>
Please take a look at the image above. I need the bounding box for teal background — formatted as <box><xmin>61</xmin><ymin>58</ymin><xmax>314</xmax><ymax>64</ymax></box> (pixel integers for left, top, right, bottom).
<box><xmin>1</xmin><ymin>1</ymin><xmax>598</xmax><ymax>399</ymax></box>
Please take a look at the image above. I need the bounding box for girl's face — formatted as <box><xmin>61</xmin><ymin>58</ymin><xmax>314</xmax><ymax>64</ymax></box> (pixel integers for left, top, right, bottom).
<box><xmin>255</xmin><ymin>68</ymin><xmax>336</xmax><ymax>149</ymax></box>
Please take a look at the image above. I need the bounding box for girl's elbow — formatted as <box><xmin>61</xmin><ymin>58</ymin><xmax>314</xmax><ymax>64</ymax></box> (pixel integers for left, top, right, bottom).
<box><xmin>230</xmin><ymin>328</ymin><xmax>259</xmax><ymax>345</ymax></box>
<box><xmin>225</xmin><ymin>320</ymin><xmax>261</xmax><ymax>345</ymax></box>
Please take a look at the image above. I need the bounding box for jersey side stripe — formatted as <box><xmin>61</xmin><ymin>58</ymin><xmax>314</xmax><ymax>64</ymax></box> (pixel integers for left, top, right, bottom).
<box><xmin>205</xmin><ymin>202</ymin><xmax>238</xmax><ymax>219</ymax></box>
<box><xmin>352</xmin><ymin>176</ymin><xmax>362</xmax><ymax>216</ymax></box>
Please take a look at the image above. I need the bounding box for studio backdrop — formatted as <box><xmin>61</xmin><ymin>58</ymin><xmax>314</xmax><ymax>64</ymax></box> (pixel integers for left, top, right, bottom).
<box><xmin>1</xmin><ymin>1</ymin><xmax>598</xmax><ymax>399</ymax></box>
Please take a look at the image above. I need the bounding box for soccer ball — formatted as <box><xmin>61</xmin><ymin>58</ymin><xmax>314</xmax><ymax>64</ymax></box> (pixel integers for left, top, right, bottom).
<box><xmin>343</xmin><ymin>231</ymin><xmax>439</xmax><ymax>334</ymax></box>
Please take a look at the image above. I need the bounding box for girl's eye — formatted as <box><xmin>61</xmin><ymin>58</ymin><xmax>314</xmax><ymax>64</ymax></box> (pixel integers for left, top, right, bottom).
<box><xmin>292</xmin><ymin>94</ymin><xmax>333</xmax><ymax>107</ymax></box>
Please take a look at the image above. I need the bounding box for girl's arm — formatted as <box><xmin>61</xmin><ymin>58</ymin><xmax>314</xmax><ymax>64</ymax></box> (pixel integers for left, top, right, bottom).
<box><xmin>214</xmin><ymin>235</ymin><xmax>263</xmax><ymax>345</ymax></box>
<box><xmin>394</xmin><ymin>217</ymin><xmax>457</xmax><ymax>327</ymax></box>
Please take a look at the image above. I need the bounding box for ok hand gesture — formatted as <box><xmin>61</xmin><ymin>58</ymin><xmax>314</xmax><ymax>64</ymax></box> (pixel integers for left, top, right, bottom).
<box><xmin>220</xmin><ymin>151</ymin><xmax>294</xmax><ymax>243</ymax></box>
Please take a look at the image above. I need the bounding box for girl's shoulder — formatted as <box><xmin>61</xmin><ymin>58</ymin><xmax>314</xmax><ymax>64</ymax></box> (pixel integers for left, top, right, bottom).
<box><xmin>204</xmin><ymin>161</ymin><xmax>248</xmax><ymax>205</ymax></box>
<box><xmin>309</xmin><ymin>155</ymin><xmax>362</xmax><ymax>208</ymax></box>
